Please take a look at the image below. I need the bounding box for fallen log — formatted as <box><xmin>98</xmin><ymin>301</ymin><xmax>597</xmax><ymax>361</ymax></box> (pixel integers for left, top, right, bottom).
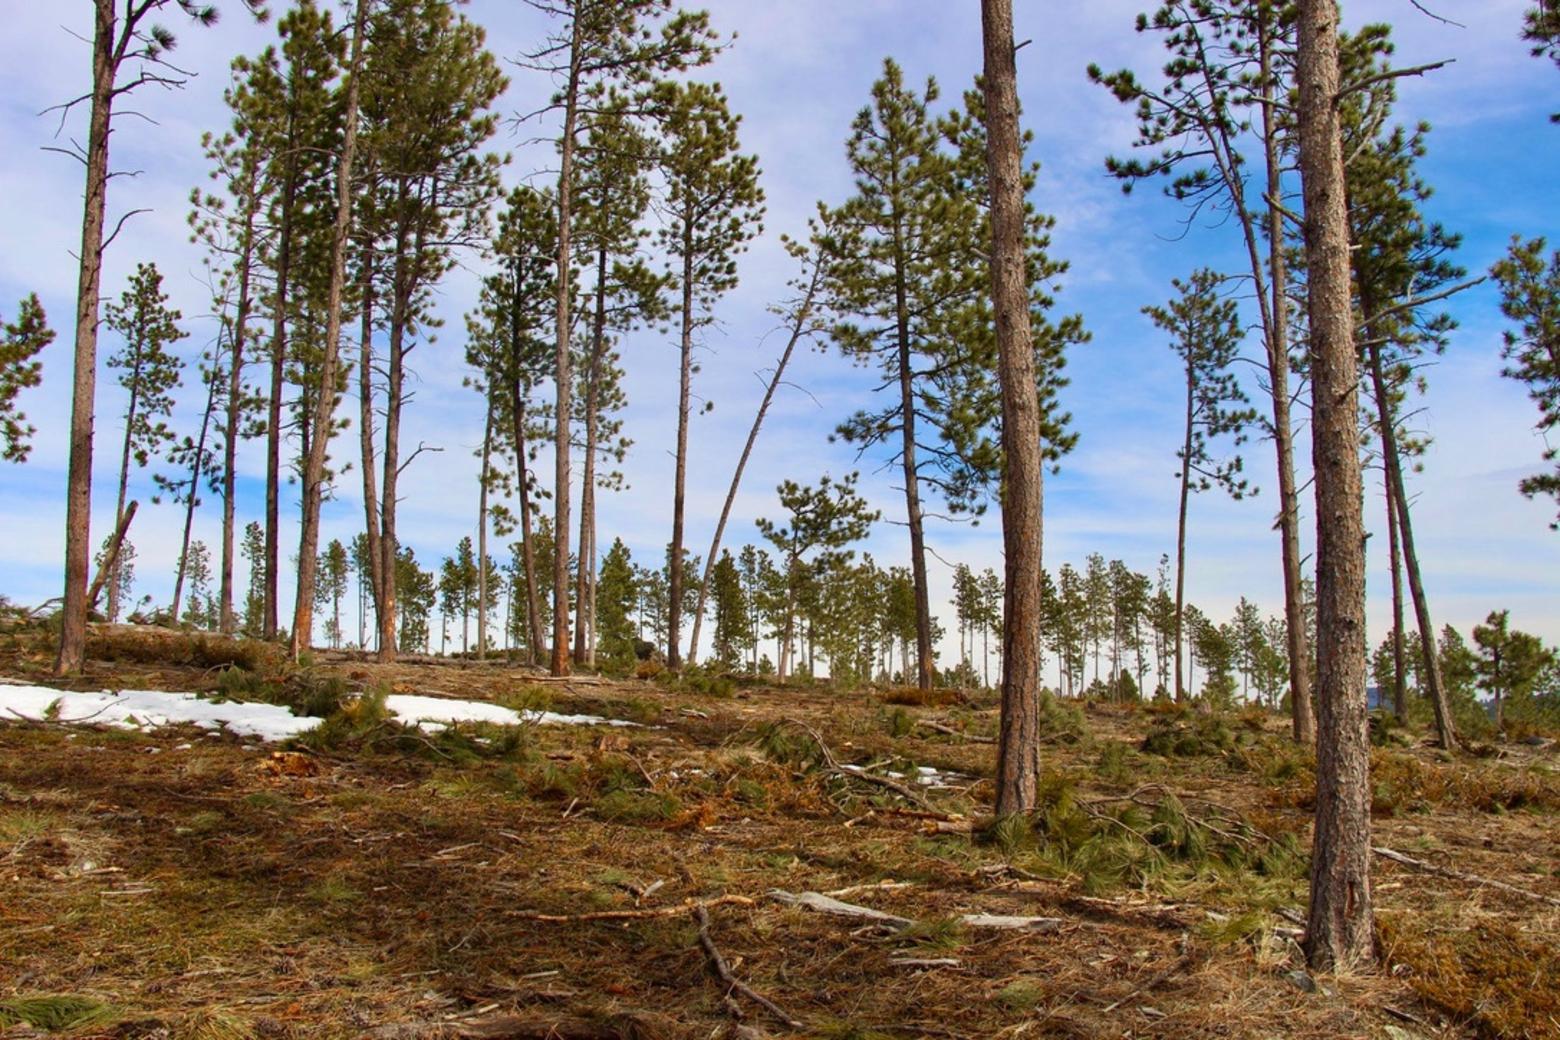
<box><xmin>767</xmin><ymin>890</ymin><xmax>1063</xmax><ymax>933</ymax></box>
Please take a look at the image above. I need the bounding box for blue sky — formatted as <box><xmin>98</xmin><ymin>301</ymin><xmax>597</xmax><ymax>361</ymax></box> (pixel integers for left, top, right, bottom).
<box><xmin>1</xmin><ymin>0</ymin><xmax>1557</xmax><ymax>657</ymax></box>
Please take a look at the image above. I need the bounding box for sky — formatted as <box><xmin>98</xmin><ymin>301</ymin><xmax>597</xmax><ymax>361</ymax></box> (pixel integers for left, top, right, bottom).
<box><xmin>1</xmin><ymin>0</ymin><xmax>1557</xmax><ymax>664</ymax></box>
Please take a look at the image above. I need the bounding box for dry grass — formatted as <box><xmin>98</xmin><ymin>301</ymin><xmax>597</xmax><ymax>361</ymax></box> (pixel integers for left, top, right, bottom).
<box><xmin>0</xmin><ymin>634</ymin><xmax>1555</xmax><ymax>1038</ymax></box>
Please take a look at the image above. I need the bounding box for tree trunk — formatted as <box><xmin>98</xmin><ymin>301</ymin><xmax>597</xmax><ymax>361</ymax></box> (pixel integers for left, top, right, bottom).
<box><xmin>358</xmin><ymin>245</ymin><xmax>387</xmax><ymax>651</ymax></box>
<box><xmin>549</xmin><ymin>29</ymin><xmax>582</xmax><ymax>678</ymax></box>
<box><xmin>56</xmin><ymin>0</ymin><xmax>120</xmax><ymax>674</ymax></box>
<box><xmin>1366</xmin><ymin>337</ymin><xmax>1457</xmax><ymax>748</ymax></box>
<box><xmin>1174</xmin><ymin>363</ymin><xmax>1193</xmax><ymax>703</ymax></box>
<box><xmin>668</xmin><ymin>236</ymin><xmax>695</xmax><ymax>669</ymax></box>
<box><xmin>1258</xmin><ymin>12</ymin><xmax>1316</xmax><ymax>744</ymax></box>
<box><xmin>109</xmin><ymin>351</ymin><xmax>144</xmax><ymax>624</ymax></box>
<box><xmin>1296</xmin><ymin>0</ymin><xmax>1374</xmax><ymax>972</ymax></box>
<box><xmin>87</xmin><ymin>501</ymin><xmax>138</xmax><ymax>616</ymax></box>
<box><xmin>290</xmin><ymin>0</ymin><xmax>369</xmax><ymax>661</ymax></box>
<box><xmin>892</xmin><ymin>225</ymin><xmax>935</xmax><ymax>692</ymax></box>
<box><xmin>220</xmin><ymin>171</ymin><xmax>258</xmax><ymax>635</ymax></box>
<box><xmin>1385</xmin><ymin>468</ymin><xmax>1407</xmax><ymax>719</ymax></box>
<box><xmin>575</xmin><ymin>252</ymin><xmax>607</xmax><ymax>667</ymax></box>
<box><xmin>172</xmin><ymin>361</ymin><xmax>219</xmax><ymax>622</ymax></box>
<box><xmin>264</xmin><ymin>120</ymin><xmax>300</xmax><ymax>643</ymax></box>
<box><xmin>373</xmin><ymin>184</ymin><xmax>417</xmax><ymax>665</ymax></box>
<box><xmin>687</xmin><ymin>259</ymin><xmax>823</xmax><ymax>666</ymax></box>
<box><xmin>478</xmin><ymin>392</ymin><xmax>493</xmax><ymax>659</ymax></box>
<box><xmin>983</xmin><ymin>0</ymin><xmax>1044</xmax><ymax>816</ymax></box>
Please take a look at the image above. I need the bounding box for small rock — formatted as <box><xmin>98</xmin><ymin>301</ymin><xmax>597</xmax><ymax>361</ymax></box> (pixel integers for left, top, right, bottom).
<box><xmin>1285</xmin><ymin>969</ymin><xmax>1317</xmax><ymax>993</ymax></box>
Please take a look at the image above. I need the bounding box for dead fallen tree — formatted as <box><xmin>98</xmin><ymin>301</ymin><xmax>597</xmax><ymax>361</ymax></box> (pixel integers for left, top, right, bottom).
<box><xmin>694</xmin><ymin>904</ymin><xmax>803</xmax><ymax>1031</ymax></box>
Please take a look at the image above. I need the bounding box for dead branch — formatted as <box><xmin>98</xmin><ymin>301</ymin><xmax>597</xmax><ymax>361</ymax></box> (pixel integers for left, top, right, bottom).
<box><xmin>774</xmin><ymin>719</ymin><xmax>938</xmax><ymax>811</ymax></box>
<box><xmin>694</xmin><ymin>904</ymin><xmax>804</xmax><ymax>1031</ymax></box>
<box><xmin>915</xmin><ymin>719</ymin><xmax>995</xmax><ymax>744</ymax></box>
<box><xmin>768</xmin><ymin>890</ymin><xmax>1062</xmax><ymax>932</ymax></box>
<box><xmin>506</xmin><ymin>894</ymin><xmax>756</xmax><ymax>923</ymax></box>
<box><xmin>1373</xmin><ymin>846</ymin><xmax>1560</xmax><ymax>907</ymax></box>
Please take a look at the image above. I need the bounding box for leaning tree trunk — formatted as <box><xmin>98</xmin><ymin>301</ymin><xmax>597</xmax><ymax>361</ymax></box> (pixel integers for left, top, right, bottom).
<box><xmin>290</xmin><ymin>0</ymin><xmax>369</xmax><ymax>661</ymax></box>
<box><xmin>1296</xmin><ymin>0</ymin><xmax>1374</xmax><ymax>973</ymax></box>
<box><xmin>171</xmin><ymin>361</ymin><xmax>219</xmax><ymax>622</ymax></box>
<box><xmin>686</xmin><ymin>256</ymin><xmax>825</xmax><ymax>666</ymax></box>
<box><xmin>1367</xmin><ymin>337</ymin><xmax>1457</xmax><ymax>748</ymax></box>
<box><xmin>983</xmin><ymin>0</ymin><xmax>1044</xmax><ymax>817</ymax></box>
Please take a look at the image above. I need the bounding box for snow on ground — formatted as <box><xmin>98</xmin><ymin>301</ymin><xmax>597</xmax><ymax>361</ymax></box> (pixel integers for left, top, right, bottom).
<box><xmin>382</xmin><ymin>693</ymin><xmax>634</xmax><ymax>730</ymax></box>
<box><xmin>0</xmin><ymin>680</ymin><xmax>632</xmax><ymax>741</ymax></box>
<box><xmin>0</xmin><ymin>682</ymin><xmax>315</xmax><ymax>741</ymax></box>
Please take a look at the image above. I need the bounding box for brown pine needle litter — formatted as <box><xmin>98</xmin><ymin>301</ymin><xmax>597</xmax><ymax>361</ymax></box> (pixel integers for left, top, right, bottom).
<box><xmin>1</xmin><ymin>633</ymin><xmax>1555</xmax><ymax>1038</ymax></box>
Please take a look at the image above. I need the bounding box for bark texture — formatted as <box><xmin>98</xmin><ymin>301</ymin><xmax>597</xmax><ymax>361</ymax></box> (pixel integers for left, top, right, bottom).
<box><xmin>981</xmin><ymin>0</ymin><xmax>1043</xmax><ymax>817</ymax></box>
<box><xmin>1296</xmin><ymin>0</ymin><xmax>1374</xmax><ymax>972</ymax></box>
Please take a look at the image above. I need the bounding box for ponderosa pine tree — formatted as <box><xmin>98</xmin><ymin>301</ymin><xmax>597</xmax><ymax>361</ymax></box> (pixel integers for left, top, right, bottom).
<box><xmin>470</xmin><ymin>186</ymin><xmax>558</xmax><ymax>663</ymax></box>
<box><xmin>1472</xmin><ymin>610</ymin><xmax>1554</xmax><ymax>731</ymax></box>
<box><xmin>1295</xmin><ymin>0</ymin><xmax>1373</xmax><ymax>973</ymax></box>
<box><xmin>1492</xmin><ymin>239</ymin><xmax>1560</xmax><ymax>527</ymax></box>
<box><xmin>182</xmin><ymin>539</ymin><xmax>214</xmax><ymax>629</ymax></box>
<box><xmin>244</xmin><ymin>0</ymin><xmax>343</xmax><ymax>640</ymax></box>
<box><xmin>350</xmin><ymin>0</ymin><xmax>505</xmax><ymax>663</ymax></box>
<box><xmin>155</xmin><ymin>346</ymin><xmax>222</xmax><ymax>626</ymax></box>
<box><xmin>1091</xmin><ymin>0</ymin><xmax>1316</xmax><ymax>742</ymax></box>
<box><xmin>1338</xmin><ymin>27</ymin><xmax>1469</xmax><ymax>748</ymax></box>
<box><xmin>820</xmin><ymin>59</ymin><xmax>987</xmax><ymax>693</ymax></box>
<box><xmin>517</xmin><ymin>0</ymin><xmax>721</xmax><ymax>676</ymax></box>
<box><xmin>756</xmin><ymin>473</ymin><xmax>878</xmax><ymax>681</ymax></box>
<box><xmin>289</xmin><ymin>0</ymin><xmax>370</xmax><ymax>660</ymax></box>
<box><xmin>241</xmin><ymin>519</ymin><xmax>266</xmax><ymax>638</ymax></box>
<box><xmin>188</xmin><ymin>111</ymin><xmax>268</xmax><ymax>634</ymax></box>
<box><xmin>0</xmin><ymin>296</ymin><xmax>52</xmax><ymax>465</ymax></box>
<box><xmin>595</xmin><ymin>538</ymin><xmax>638</xmax><ymax>669</ymax></box>
<box><xmin>318</xmin><ymin>538</ymin><xmax>349</xmax><ymax>649</ymax></box>
<box><xmin>54</xmin><ymin>0</ymin><xmax>263</xmax><ymax>674</ymax></box>
<box><xmin>708</xmin><ymin>550</ymin><xmax>747</xmax><ymax>668</ymax></box>
<box><xmin>105</xmin><ymin>263</ymin><xmax>187</xmax><ymax>623</ymax></box>
<box><xmin>654</xmin><ymin>80</ymin><xmax>764</xmax><ymax>669</ymax></box>
<box><xmin>1145</xmin><ymin>269</ymin><xmax>1257</xmax><ymax>701</ymax></box>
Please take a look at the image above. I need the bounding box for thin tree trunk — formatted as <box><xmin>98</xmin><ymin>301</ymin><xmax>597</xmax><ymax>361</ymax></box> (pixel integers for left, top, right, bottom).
<box><xmin>893</xmin><ymin>226</ymin><xmax>935</xmax><ymax>693</ymax></box>
<box><xmin>549</xmin><ymin>27</ymin><xmax>582</xmax><ymax>678</ymax></box>
<box><xmin>511</xmin><ymin>372</ymin><xmax>544</xmax><ymax>664</ymax></box>
<box><xmin>1296</xmin><ymin>0</ymin><xmax>1374</xmax><ymax>972</ymax></box>
<box><xmin>687</xmin><ymin>260</ymin><xmax>824</xmax><ymax>666</ymax></box>
<box><xmin>373</xmin><ymin>186</ymin><xmax>418</xmax><ymax>665</ymax></box>
<box><xmin>290</xmin><ymin>0</ymin><xmax>369</xmax><ymax>661</ymax></box>
<box><xmin>220</xmin><ymin>171</ymin><xmax>258</xmax><ymax>635</ymax></box>
<box><xmin>575</xmin><ymin>253</ymin><xmax>607</xmax><ymax>667</ymax></box>
<box><xmin>478</xmin><ymin>392</ymin><xmax>493</xmax><ymax>659</ymax></box>
<box><xmin>358</xmin><ymin>244</ymin><xmax>386</xmax><ymax>649</ymax></box>
<box><xmin>1175</xmin><ymin>363</ymin><xmax>1193</xmax><ymax>703</ymax></box>
<box><xmin>87</xmin><ymin>501</ymin><xmax>138</xmax><ymax>616</ymax></box>
<box><xmin>1385</xmin><ymin>468</ymin><xmax>1407</xmax><ymax>719</ymax></box>
<box><xmin>108</xmin><ymin>351</ymin><xmax>144</xmax><ymax>624</ymax></box>
<box><xmin>669</xmin><ymin>235</ymin><xmax>694</xmax><ymax>669</ymax></box>
<box><xmin>983</xmin><ymin>0</ymin><xmax>1044</xmax><ymax>816</ymax></box>
<box><xmin>264</xmin><ymin>127</ymin><xmax>300</xmax><ymax>643</ymax></box>
<box><xmin>171</xmin><ymin>360</ymin><xmax>219</xmax><ymax>622</ymax></box>
<box><xmin>1367</xmin><ymin>338</ymin><xmax>1457</xmax><ymax>748</ymax></box>
<box><xmin>1259</xmin><ymin>13</ymin><xmax>1317</xmax><ymax>744</ymax></box>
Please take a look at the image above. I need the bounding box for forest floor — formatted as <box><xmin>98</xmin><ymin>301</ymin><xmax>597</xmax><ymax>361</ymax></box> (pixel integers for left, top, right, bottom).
<box><xmin>0</xmin><ymin>627</ymin><xmax>1557</xmax><ymax>1040</ymax></box>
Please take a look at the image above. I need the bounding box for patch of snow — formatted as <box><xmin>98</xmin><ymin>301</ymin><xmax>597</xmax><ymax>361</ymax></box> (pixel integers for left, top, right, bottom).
<box><xmin>383</xmin><ymin>693</ymin><xmax>633</xmax><ymax>730</ymax></box>
<box><xmin>0</xmin><ymin>680</ymin><xmax>634</xmax><ymax>744</ymax></box>
<box><xmin>0</xmin><ymin>682</ymin><xmax>315</xmax><ymax>741</ymax></box>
